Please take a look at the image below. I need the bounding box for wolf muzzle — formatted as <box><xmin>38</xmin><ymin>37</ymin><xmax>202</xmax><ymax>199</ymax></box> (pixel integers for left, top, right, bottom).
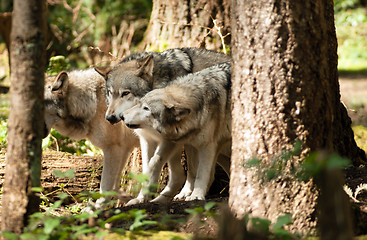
<box><xmin>106</xmin><ymin>114</ymin><xmax>121</xmax><ymax>124</ymax></box>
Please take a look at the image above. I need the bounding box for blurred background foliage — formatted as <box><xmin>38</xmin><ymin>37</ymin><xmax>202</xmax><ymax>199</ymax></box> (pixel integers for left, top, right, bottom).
<box><xmin>46</xmin><ymin>0</ymin><xmax>152</xmax><ymax>68</ymax></box>
<box><xmin>0</xmin><ymin>0</ymin><xmax>367</xmax><ymax>154</ymax></box>
<box><xmin>334</xmin><ymin>0</ymin><xmax>367</xmax><ymax>73</ymax></box>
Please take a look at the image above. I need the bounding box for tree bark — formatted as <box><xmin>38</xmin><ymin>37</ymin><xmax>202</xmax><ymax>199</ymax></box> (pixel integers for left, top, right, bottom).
<box><xmin>140</xmin><ymin>0</ymin><xmax>231</xmax><ymax>52</ymax></box>
<box><xmin>1</xmin><ymin>0</ymin><xmax>46</xmax><ymax>235</ymax></box>
<box><xmin>229</xmin><ymin>0</ymin><xmax>360</xmax><ymax>235</ymax></box>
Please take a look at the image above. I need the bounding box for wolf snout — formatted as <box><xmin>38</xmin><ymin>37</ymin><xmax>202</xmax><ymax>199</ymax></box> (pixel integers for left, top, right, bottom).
<box><xmin>106</xmin><ymin>114</ymin><xmax>120</xmax><ymax>124</ymax></box>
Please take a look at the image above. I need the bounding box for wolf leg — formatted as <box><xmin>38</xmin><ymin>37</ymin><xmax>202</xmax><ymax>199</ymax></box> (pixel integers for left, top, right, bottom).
<box><xmin>152</xmin><ymin>145</ymin><xmax>185</xmax><ymax>203</ymax></box>
<box><xmin>100</xmin><ymin>145</ymin><xmax>133</xmax><ymax>192</ymax></box>
<box><xmin>174</xmin><ymin>145</ymin><xmax>198</xmax><ymax>200</ymax></box>
<box><xmin>96</xmin><ymin>144</ymin><xmax>133</xmax><ymax>208</ymax></box>
<box><xmin>126</xmin><ymin>135</ymin><xmax>157</xmax><ymax>206</ymax></box>
<box><xmin>146</xmin><ymin>141</ymin><xmax>182</xmax><ymax>202</ymax></box>
<box><xmin>186</xmin><ymin>143</ymin><xmax>218</xmax><ymax>201</ymax></box>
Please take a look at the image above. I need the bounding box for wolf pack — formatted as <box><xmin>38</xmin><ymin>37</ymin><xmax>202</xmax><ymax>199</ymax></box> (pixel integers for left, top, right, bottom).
<box><xmin>43</xmin><ymin>48</ymin><xmax>232</xmax><ymax>206</ymax></box>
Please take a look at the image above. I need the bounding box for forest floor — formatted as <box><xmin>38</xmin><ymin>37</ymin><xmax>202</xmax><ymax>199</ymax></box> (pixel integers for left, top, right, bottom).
<box><xmin>1</xmin><ymin>74</ymin><xmax>367</xmax><ymax>239</ymax></box>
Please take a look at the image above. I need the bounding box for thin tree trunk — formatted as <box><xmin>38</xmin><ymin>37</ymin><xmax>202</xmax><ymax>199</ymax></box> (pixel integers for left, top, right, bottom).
<box><xmin>229</xmin><ymin>0</ymin><xmax>358</xmax><ymax>235</ymax></box>
<box><xmin>1</xmin><ymin>0</ymin><xmax>46</xmax><ymax>235</ymax></box>
<box><xmin>140</xmin><ymin>0</ymin><xmax>231</xmax><ymax>52</ymax></box>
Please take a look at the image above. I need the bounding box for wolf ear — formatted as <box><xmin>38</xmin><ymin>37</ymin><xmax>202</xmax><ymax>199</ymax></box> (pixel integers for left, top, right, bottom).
<box><xmin>52</xmin><ymin>71</ymin><xmax>69</xmax><ymax>92</ymax></box>
<box><xmin>95</xmin><ymin>66</ymin><xmax>111</xmax><ymax>79</ymax></box>
<box><xmin>137</xmin><ymin>55</ymin><xmax>154</xmax><ymax>79</ymax></box>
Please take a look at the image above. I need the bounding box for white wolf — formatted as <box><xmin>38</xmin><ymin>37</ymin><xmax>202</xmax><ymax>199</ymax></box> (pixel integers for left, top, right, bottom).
<box><xmin>123</xmin><ymin>62</ymin><xmax>232</xmax><ymax>200</ymax></box>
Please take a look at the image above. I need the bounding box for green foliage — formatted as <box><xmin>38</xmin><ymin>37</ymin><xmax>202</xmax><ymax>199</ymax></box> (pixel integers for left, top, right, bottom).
<box><xmin>128</xmin><ymin>209</ymin><xmax>157</xmax><ymax>231</ymax></box>
<box><xmin>244</xmin><ymin>141</ymin><xmax>351</xmax><ymax>183</ymax></box>
<box><xmin>0</xmin><ymin>120</ymin><xmax>7</xmax><ymax>148</ymax></box>
<box><xmin>335</xmin><ymin>4</ymin><xmax>367</xmax><ymax>72</ymax></box>
<box><xmin>244</xmin><ymin>141</ymin><xmax>303</xmax><ymax>182</ymax></box>
<box><xmin>295</xmin><ymin>152</ymin><xmax>351</xmax><ymax>181</ymax></box>
<box><xmin>42</xmin><ymin>128</ymin><xmax>102</xmax><ymax>156</ymax></box>
<box><xmin>184</xmin><ymin>202</ymin><xmax>217</xmax><ymax>225</ymax></box>
<box><xmin>46</xmin><ymin>55</ymin><xmax>70</xmax><ymax>75</ymax></box>
<box><xmin>242</xmin><ymin>213</ymin><xmax>299</xmax><ymax>240</ymax></box>
<box><xmin>127</xmin><ymin>172</ymin><xmax>158</xmax><ymax>197</ymax></box>
<box><xmin>47</xmin><ymin>0</ymin><xmax>152</xmax><ymax>67</ymax></box>
<box><xmin>334</xmin><ymin>0</ymin><xmax>362</xmax><ymax>13</ymax></box>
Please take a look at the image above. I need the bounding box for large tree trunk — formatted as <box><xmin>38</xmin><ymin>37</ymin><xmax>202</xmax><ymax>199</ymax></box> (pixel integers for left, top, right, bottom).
<box><xmin>229</xmin><ymin>0</ymin><xmax>361</xmax><ymax>235</ymax></box>
<box><xmin>1</xmin><ymin>0</ymin><xmax>46</xmax><ymax>235</ymax></box>
<box><xmin>140</xmin><ymin>0</ymin><xmax>231</xmax><ymax>52</ymax></box>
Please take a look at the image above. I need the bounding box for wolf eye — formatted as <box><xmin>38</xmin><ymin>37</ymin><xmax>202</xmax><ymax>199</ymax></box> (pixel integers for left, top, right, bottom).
<box><xmin>143</xmin><ymin>106</ymin><xmax>150</xmax><ymax>111</ymax></box>
<box><xmin>121</xmin><ymin>91</ymin><xmax>130</xmax><ymax>97</ymax></box>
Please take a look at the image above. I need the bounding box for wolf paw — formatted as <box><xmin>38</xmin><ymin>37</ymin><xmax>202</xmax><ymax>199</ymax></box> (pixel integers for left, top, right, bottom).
<box><xmin>151</xmin><ymin>194</ymin><xmax>172</xmax><ymax>203</ymax></box>
<box><xmin>125</xmin><ymin>197</ymin><xmax>146</xmax><ymax>206</ymax></box>
<box><xmin>185</xmin><ymin>193</ymin><xmax>205</xmax><ymax>201</ymax></box>
<box><xmin>174</xmin><ymin>189</ymin><xmax>192</xmax><ymax>200</ymax></box>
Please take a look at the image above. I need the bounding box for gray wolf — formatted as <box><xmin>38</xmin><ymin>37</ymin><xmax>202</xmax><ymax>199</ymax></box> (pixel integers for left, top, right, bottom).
<box><xmin>123</xmin><ymin>62</ymin><xmax>232</xmax><ymax>201</ymax></box>
<box><xmin>95</xmin><ymin>48</ymin><xmax>230</xmax><ymax>205</ymax></box>
<box><xmin>43</xmin><ymin>69</ymin><xmax>139</xmax><ymax>203</ymax></box>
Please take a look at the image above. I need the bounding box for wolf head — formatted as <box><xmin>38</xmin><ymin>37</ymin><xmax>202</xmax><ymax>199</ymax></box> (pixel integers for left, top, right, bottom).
<box><xmin>123</xmin><ymin>87</ymin><xmax>192</xmax><ymax>140</ymax></box>
<box><xmin>95</xmin><ymin>55</ymin><xmax>154</xmax><ymax>124</ymax></box>
<box><xmin>43</xmin><ymin>71</ymin><xmax>69</xmax><ymax>137</ymax></box>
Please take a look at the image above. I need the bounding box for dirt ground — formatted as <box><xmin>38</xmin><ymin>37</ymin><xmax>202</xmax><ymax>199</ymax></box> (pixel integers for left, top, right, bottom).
<box><xmin>1</xmin><ymin>76</ymin><xmax>367</xmax><ymax>237</ymax></box>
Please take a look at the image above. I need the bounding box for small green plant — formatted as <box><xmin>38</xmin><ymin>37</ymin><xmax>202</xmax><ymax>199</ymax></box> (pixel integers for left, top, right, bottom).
<box><xmin>244</xmin><ymin>141</ymin><xmax>351</xmax><ymax>183</ymax></box>
<box><xmin>238</xmin><ymin>213</ymin><xmax>298</xmax><ymax>240</ymax></box>
<box><xmin>244</xmin><ymin>140</ymin><xmax>303</xmax><ymax>182</ymax></box>
<box><xmin>127</xmin><ymin>172</ymin><xmax>158</xmax><ymax>198</ymax></box>
<box><xmin>295</xmin><ymin>152</ymin><xmax>351</xmax><ymax>181</ymax></box>
<box><xmin>185</xmin><ymin>202</ymin><xmax>217</xmax><ymax>225</ymax></box>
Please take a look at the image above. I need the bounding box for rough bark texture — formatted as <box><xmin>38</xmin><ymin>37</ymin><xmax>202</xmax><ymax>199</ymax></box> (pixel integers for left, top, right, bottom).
<box><xmin>229</xmin><ymin>0</ymin><xmax>361</xmax><ymax>234</ymax></box>
<box><xmin>1</xmin><ymin>0</ymin><xmax>46</xmax><ymax>235</ymax></box>
<box><xmin>140</xmin><ymin>0</ymin><xmax>231</xmax><ymax>52</ymax></box>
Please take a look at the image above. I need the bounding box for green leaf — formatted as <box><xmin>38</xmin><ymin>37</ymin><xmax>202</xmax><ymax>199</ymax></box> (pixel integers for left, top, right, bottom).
<box><xmin>244</xmin><ymin>158</ymin><xmax>261</xmax><ymax>167</ymax></box>
<box><xmin>101</xmin><ymin>191</ymin><xmax>119</xmax><ymax>197</ymax></box>
<box><xmin>95</xmin><ymin>231</ymin><xmax>108</xmax><ymax>238</ymax></box>
<box><xmin>250</xmin><ymin>217</ymin><xmax>271</xmax><ymax>233</ymax></box>
<box><xmin>272</xmin><ymin>213</ymin><xmax>293</xmax><ymax>231</ymax></box>
<box><xmin>185</xmin><ymin>207</ymin><xmax>204</xmax><ymax>215</ymax></box>
<box><xmin>105</xmin><ymin>212</ymin><xmax>129</xmax><ymax>223</ymax></box>
<box><xmin>326</xmin><ymin>154</ymin><xmax>351</xmax><ymax>169</ymax></box>
<box><xmin>57</xmin><ymin>192</ymin><xmax>68</xmax><ymax>200</ymax></box>
<box><xmin>273</xmin><ymin>229</ymin><xmax>294</xmax><ymax>240</ymax></box>
<box><xmin>20</xmin><ymin>232</ymin><xmax>39</xmax><ymax>240</ymax></box>
<box><xmin>136</xmin><ymin>174</ymin><xmax>149</xmax><ymax>183</ymax></box>
<box><xmin>2</xmin><ymin>231</ymin><xmax>18</xmax><ymax>240</ymax></box>
<box><xmin>204</xmin><ymin>202</ymin><xmax>216</xmax><ymax>211</ymax></box>
<box><xmin>43</xmin><ymin>218</ymin><xmax>60</xmax><ymax>234</ymax></box>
